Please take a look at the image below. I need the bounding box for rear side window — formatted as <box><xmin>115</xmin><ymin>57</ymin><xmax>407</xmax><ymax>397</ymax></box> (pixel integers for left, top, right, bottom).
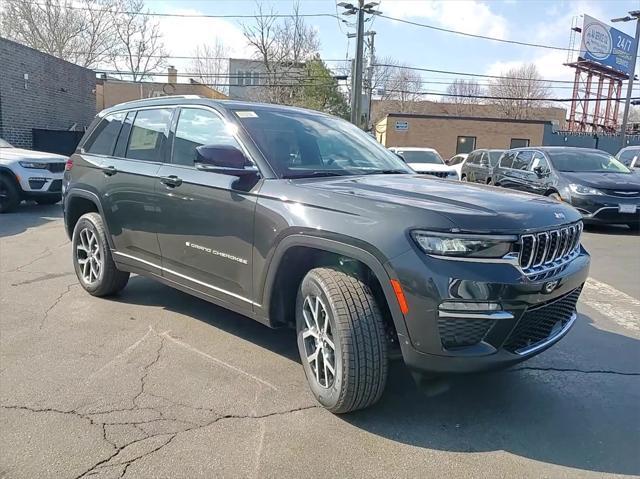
<box><xmin>512</xmin><ymin>151</ymin><xmax>533</xmax><ymax>170</ymax></box>
<box><xmin>83</xmin><ymin>112</ymin><xmax>125</xmax><ymax>155</ymax></box>
<box><xmin>172</xmin><ymin>108</ymin><xmax>242</xmax><ymax>167</ymax></box>
<box><xmin>125</xmin><ymin>108</ymin><xmax>172</xmax><ymax>162</ymax></box>
<box><xmin>500</xmin><ymin>152</ymin><xmax>515</xmax><ymax>168</ymax></box>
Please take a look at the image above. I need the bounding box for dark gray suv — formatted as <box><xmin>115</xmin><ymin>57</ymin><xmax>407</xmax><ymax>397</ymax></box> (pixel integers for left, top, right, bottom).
<box><xmin>63</xmin><ymin>97</ymin><xmax>590</xmax><ymax>413</ymax></box>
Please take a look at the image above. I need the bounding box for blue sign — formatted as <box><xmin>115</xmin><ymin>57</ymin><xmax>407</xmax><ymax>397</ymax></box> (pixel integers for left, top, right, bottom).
<box><xmin>580</xmin><ymin>14</ymin><xmax>635</xmax><ymax>77</ymax></box>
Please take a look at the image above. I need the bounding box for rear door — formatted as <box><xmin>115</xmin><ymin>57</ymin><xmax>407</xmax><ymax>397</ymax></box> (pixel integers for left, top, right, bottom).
<box><xmin>475</xmin><ymin>151</ymin><xmax>491</xmax><ymax>184</ymax></box>
<box><xmin>99</xmin><ymin>107</ymin><xmax>174</xmax><ymax>273</ymax></box>
<box><xmin>155</xmin><ymin>106</ymin><xmax>258</xmax><ymax>309</ymax></box>
<box><xmin>508</xmin><ymin>150</ymin><xmax>534</xmax><ymax>192</ymax></box>
<box><xmin>462</xmin><ymin>152</ymin><xmax>477</xmax><ymax>181</ymax></box>
<box><xmin>524</xmin><ymin>151</ymin><xmax>552</xmax><ymax>195</ymax></box>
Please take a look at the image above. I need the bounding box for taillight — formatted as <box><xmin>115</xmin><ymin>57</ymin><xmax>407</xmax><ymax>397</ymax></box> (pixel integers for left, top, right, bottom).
<box><xmin>65</xmin><ymin>159</ymin><xmax>73</xmax><ymax>171</ymax></box>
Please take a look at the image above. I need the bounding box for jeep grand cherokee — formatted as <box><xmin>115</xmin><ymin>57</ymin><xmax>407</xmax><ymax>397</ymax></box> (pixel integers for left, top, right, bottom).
<box><xmin>63</xmin><ymin>97</ymin><xmax>590</xmax><ymax>413</ymax></box>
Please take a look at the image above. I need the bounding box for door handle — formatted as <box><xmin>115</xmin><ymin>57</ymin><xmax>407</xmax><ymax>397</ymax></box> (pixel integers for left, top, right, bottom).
<box><xmin>102</xmin><ymin>165</ymin><xmax>117</xmax><ymax>176</ymax></box>
<box><xmin>160</xmin><ymin>175</ymin><xmax>183</xmax><ymax>187</ymax></box>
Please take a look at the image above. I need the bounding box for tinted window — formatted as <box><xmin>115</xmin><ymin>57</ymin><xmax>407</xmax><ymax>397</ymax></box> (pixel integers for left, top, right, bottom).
<box><xmin>234</xmin><ymin>108</ymin><xmax>411</xmax><ymax>178</ymax></box>
<box><xmin>510</xmin><ymin>138</ymin><xmax>530</xmax><ymax>148</ymax></box>
<box><xmin>84</xmin><ymin>112</ymin><xmax>125</xmax><ymax>155</ymax></box>
<box><xmin>466</xmin><ymin>152</ymin><xmax>479</xmax><ymax>164</ymax></box>
<box><xmin>512</xmin><ymin>151</ymin><xmax>533</xmax><ymax>170</ymax></box>
<box><xmin>529</xmin><ymin>153</ymin><xmax>550</xmax><ymax>172</ymax></box>
<box><xmin>547</xmin><ymin>149</ymin><xmax>630</xmax><ymax>173</ymax></box>
<box><xmin>172</xmin><ymin>108</ymin><xmax>242</xmax><ymax>166</ymax></box>
<box><xmin>396</xmin><ymin>150</ymin><xmax>443</xmax><ymax>164</ymax></box>
<box><xmin>456</xmin><ymin>136</ymin><xmax>476</xmax><ymax>154</ymax></box>
<box><xmin>125</xmin><ymin>109</ymin><xmax>172</xmax><ymax>161</ymax></box>
<box><xmin>488</xmin><ymin>150</ymin><xmax>505</xmax><ymax>166</ymax></box>
<box><xmin>499</xmin><ymin>152</ymin><xmax>515</xmax><ymax>169</ymax></box>
<box><xmin>449</xmin><ymin>155</ymin><xmax>463</xmax><ymax>165</ymax></box>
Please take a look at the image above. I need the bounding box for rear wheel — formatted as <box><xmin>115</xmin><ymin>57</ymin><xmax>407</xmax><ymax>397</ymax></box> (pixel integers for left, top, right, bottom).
<box><xmin>296</xmin><ymin>267</ymin><xmax>388</xmax><ymax>413</ymax></box>
<box><xmin>72</xmin><ymin>212</ymin><xmax>129</xmax><ymax>296</ymax></box>
<box><xmin>0</xmin><ymin>175</ymin><xmax>20</xmax><ymax>213</ymax></box>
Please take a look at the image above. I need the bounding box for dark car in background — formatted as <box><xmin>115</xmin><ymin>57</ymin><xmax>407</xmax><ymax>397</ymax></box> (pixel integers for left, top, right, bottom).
<box><xmin>494</xmin><ymin>147</ymin><xmax>640</xmax><ymax>229</ymax></box>
<box><xmin>460</xmin><ymin>149</ymin><xmax>505</xmax><ymax>184</ymax></box>
<box><xmin>616</xmin><ymin>145</ymin><xmax>640</xmax><ymax>170</ymax></box>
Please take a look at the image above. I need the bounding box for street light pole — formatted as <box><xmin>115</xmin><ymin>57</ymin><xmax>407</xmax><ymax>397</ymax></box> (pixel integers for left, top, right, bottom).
<box><xmin>613</xmin><ymin>11</ymin><xmax>640</xmax><ymax>147</ymax></box>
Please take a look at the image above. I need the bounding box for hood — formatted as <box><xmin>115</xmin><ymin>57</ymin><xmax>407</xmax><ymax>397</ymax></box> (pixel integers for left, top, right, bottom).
<box><xmin>561</xmin><ymin>171</ymin><xmax>640</xmax><ymax>190</ymax></box>
<box><xmin>407</xmin><ymin>163</ymin><xmax>455</xmax><ymax>173</ymax></box>
<box><xmin>297</xmin><ymin>174</ymin><xmax>581</xmax><ymax>233</ymax></box>
<box><xmin>0</xmin><ymin>147</ymin><xmax>67</xmax><ymax>163</ymax></box>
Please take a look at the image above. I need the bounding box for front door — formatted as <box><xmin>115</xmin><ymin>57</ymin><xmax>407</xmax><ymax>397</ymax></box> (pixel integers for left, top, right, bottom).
<box><xmin>155</xmin><ymin>106</ymin><xmax>258</xmax><ymax>309</ymax></box>
<box><xmin>524</xmin><ymin>152</ymin><xmax>552</xmax><ymax>195</ymax></box>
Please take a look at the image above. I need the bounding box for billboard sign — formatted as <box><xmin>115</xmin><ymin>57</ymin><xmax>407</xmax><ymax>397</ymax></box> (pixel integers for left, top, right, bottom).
<box><xmin>580</xmin><ymin>14</ymin><xmax>635</xmax><ymax>77</ymax></box>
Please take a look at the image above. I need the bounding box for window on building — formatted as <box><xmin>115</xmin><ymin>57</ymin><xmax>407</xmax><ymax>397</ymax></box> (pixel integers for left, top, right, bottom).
<box><xmin>125</xmin><ymin>108</ymin><xmax>172</xmax><ymax>162</ymax></box>
<box><xmin>510</xmin><ymin>138</ymin><xmax>530</xmax><ymax>148</ymax></box>
<box><xmin>83</xmin><ymin>112</ymin><xmax>125</xmax><ymax>155</ymax></box>
<box><xmin>456</xmin><ymin>136</ymin><xmax>476</xmax><ymax>154</ymax></box>
<box><xmin>512</xmin><ymin>150</ymin><xmax>534</xmax><ymax>170</ymax></box>
<box><xmin>172</xmin><ymin>108</ymin><xmax>243</xmax><ymax>167</ymax></box>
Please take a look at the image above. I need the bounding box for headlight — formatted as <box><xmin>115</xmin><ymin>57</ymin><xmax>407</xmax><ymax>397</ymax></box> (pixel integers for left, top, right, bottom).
<box><xmin>569</xmin><ymin>184</ymin><xmax>603</xmax><ymax>196</ymax></box>
<box><xmin>411</xmin><ymin>231</ymin><xmax>517</xmax><ymax>258</ymax></box>
<box><xmin>19</xmin><ymin>161</ymin><xmax>48</xmax><ymax>169</ymax></box>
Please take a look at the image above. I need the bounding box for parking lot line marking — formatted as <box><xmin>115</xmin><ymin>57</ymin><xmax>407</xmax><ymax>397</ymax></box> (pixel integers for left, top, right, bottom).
<box><xmin>160</xmin><ymin>331</ymin><xmax>278</xmax><ymax>391</ymax></box>
<box><xmin>581</xmin><ymin>278</ymin><xmax>640</xmax><ymax>332</ymax></box>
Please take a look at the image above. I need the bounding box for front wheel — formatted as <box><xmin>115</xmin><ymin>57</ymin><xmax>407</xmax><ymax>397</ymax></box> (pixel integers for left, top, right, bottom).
<box><xmin>548</xmin><ymin>192</ymin><xmax>562</xmax><ymax>201</ymax></box>
<box><xmin>296</xmin><ymin>267</ymin><xmax>388</xmax><ymax>413</ymax></box>
<box><xmin>72</xmin><ymin>212</ymin><xmax>129</xmax><ymax>296</ymax></box>
<box><xmin>0</xmin><ymin>175</ymin><xmax>20</xmax><ymax>213</ymax></box>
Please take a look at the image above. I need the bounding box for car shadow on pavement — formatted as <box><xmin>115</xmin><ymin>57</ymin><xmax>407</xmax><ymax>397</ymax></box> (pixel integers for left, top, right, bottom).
<box><xmin>0</xmin><ymin>202</ymin><xmax>62</xmax><ymax>238</ymax></box>
<box><xmin>113</xmin><ymin>277</ymin><xmax>639</xmax><ymax>476</ymax></box>
<box><xmin>583</xmin><ymin>223</ymin><xmax>638</xmax><ymax>236</ymax></box>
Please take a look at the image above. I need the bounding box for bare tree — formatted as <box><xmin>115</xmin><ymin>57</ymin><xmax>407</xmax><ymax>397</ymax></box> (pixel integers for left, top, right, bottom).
<box><xmin>241</xmin><ymin>1</ymin><xmax>319</xmax><ymax>104</ymax></box>
<box><xmin>109</xmin><ymin>0</ymin><xmax>167</xmax><ymax>81</ymax></box>
<box><xmin>382</xmin><ymin>67</ymin><xmax>423</xmax><ymax>112</ymax></box>
<box><xmin>190</xmin><ymin>40</ymin><xmax>229</xmax><ymax>94</ymax></box>
<box><xmin>1</xmin><ymin>0</ymin><xmax>117</xmax><ymax>68</ymax></box>
<box><xmin>445</xmin><ymin>79</ymin><xmax>485</xmax><ymax>115</ymax></box>
<box><xmin>488</xmin><ymin>63</ymin><xmax>551</xmax><ymax>119</ymax></box>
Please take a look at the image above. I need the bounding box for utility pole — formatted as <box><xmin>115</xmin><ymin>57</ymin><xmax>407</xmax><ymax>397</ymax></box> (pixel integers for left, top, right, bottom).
<box><xmin>339</xmin><ymin>2</ymin><xmax>381</xmax><ymax>128</ymax></box>
<box><xmin>348</xmin><ymin>30</ymin><xmax>376</xmax><ymax>129</ymax></box>
<box><xmin>612</xmin><ymin>10</ymin><xmax>640</xmax><ymax>147</ymax></box>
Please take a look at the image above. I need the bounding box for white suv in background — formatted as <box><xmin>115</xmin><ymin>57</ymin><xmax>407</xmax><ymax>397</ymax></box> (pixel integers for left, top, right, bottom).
<box><xmin>389</xmin><ymin>147</ymin><xmax>459</xmax><ymax>179</ymax></box>
<box><xmin>0</xmin><ymin>138</ymin><xmax>67</xmax><ymax>213</ymax></box>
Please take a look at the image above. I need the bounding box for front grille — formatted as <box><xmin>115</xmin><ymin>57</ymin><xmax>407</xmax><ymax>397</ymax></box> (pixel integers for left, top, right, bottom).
<box><xmin>49</xmin><ymin>179</ymin><xmax>62</xmax><ymax>192</ymax></box>
<box><xmin>519</xmin><ymin>222</ymin><xmax>582</xmax><ymax>278</ymax></box>
<box><xmin>437</xmin><ymin>318</ymin><xmax>495</xmax><ymax>349</ymax></box>
<box><xmin>47</xmin><ymin>162</ymin><xmax>65</xmax><ymax>173</ymax></box>
<box><xmin>503</xmin><ymin>287</ymin><xmax>581</xmax><ymax>354</ymax></box>
<box><xmin>422</xmin><ymin>171</ymin><xmax>448</xmax><ymax>178</ymax></box>
<box><xmin>599</xmin><ymin>188</ymin><xmax>640</xmax><ymax>198</ymax></box>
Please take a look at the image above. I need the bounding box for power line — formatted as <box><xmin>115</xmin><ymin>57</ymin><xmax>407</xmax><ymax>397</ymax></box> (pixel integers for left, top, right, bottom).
<box><xmin>380</xmin><ymin>88</ymin><xmax>640</xmax><ymax>102</ymax></box>
<box><xmin>378</xmin><ymin>14</ymin><xmax>580</xmax><ymax>52</ymax></box>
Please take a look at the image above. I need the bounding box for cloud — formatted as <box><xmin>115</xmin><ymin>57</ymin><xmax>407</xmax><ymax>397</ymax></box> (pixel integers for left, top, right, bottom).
<box><xmin>486</xmin><ymin>51</ymin><xmax>574</xmax><ymax>83</ymax></box>
<box><xmin>156</xmin><ymin>8</ymin><xmax>253</xmax><ymax>74</ymax></box>
<box><xmin>383</xmin><ymin>0</ymin><xmax>509</xmax><ymax>39</ymax></box>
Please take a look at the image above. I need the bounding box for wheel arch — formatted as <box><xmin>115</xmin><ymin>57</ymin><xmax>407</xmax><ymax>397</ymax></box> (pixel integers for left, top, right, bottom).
<box><xmin>64</xmin><ymin>189</ymin><xmax>114</xmax><ymax>248</ymax></box>
<box><xmin>0</xmin><ymin>166</ymin><xmax>20</xmax><ymax>187</ymax></box>
<box><xmin>259</xmin><ymin>235</ymin><xmax>408</xmax><ymax>341</ymax></box>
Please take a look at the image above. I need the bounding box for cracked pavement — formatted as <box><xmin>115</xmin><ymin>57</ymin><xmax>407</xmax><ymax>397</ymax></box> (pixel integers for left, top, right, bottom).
<box><xmin>1</xmin><ymin>204</ymin><xmax>639</xmax><ymax>478</ymax></box>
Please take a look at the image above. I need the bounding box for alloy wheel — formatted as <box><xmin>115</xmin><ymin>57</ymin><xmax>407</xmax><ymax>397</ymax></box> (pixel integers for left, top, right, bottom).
<box><xmin>301</xmin><ymin>295</ymin><xmax>336</xmax><ymax>388</ymax></box>
<box><xmin>76</xmin><ymin>227</ymin><xmax>102</xmax><ymax>284</ymax></box>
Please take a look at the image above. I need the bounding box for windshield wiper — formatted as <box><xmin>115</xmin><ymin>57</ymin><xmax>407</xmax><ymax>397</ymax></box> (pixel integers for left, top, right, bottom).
<box><xmin>282</xmin><ymin>171</ymin><xmax>347</xmax><ymax>179</ymax></box>
<box><xmin>362</xmin><ymin>169</ymin><xmax>409</xmax><ymax>175</ymax></box>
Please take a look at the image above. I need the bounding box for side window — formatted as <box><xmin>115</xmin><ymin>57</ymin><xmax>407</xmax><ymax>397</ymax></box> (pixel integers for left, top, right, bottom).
<box><xmin>83</xmin><ymin>112</ymin><xmax>125</xmax><ymax>155</ymax></box>
<box><xmin>125</xmin><ymin>108</ymin><xmax>172</xmax><ymax>162</ymax></box>
<box><xmin>172</xmin><ymin>108</ymin><xmax>242</xmax><ymax>167</ymax></box>
<box><xmin>529</xmin><ymin>153</ymin><xmax>550</xmax><ymax>172</ymax></box>
<box><xmin>466</xmin><ymin>152</ymin><xmax>477</xmax><ymax>164</ymax></box>
<box><xmin>512</xmin><ymin>151</ymin><xmax>534</xmax><ymax>170</ymax></box>
<box><xmin>500</xmin><ymin>152</ymin><xmax>515</xmax><ymax>169</ymax></box>
<box><xmin>479</xmin><ymin>152</ymin><xmax>490</xmax><ymax>166</ymax></box>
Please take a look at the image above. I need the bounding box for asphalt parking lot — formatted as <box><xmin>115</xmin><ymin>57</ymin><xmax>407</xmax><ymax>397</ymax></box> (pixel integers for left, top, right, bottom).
<box><xmin>1</xmin><ymin>203</ymin><xmax>639</xmax><ymax>479</ymax></box>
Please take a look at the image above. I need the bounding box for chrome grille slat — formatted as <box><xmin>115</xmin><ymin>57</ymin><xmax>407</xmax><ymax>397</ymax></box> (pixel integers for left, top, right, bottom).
<box><xmin>519</xmin><ymin>222</ymin><xmax>582</xmax><ymax>276</ymax></box>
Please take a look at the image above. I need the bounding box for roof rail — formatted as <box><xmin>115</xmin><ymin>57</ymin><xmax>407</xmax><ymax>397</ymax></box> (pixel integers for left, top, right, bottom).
<box><xmin>103</xmin><ymin>95</ymin><xmax>206</xmax><ymax>111</ymax></box>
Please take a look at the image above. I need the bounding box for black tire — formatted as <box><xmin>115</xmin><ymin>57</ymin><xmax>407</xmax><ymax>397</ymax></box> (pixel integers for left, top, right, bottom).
<box><xmin>0</xmin><ymin>175</ymin><xmax>21</xmax><ymax>213</ymax></box>
<box><xmin>547</xmin><ymin>192</ymin><xmax>562</xmax><ymax>201</ymax></box>
<box><xmin>36</xmin><ymin>196</ymin><xmax>61</xmax><ymax>205</ymax></box>
<box><xmin>486</xmin><ymin>177</ymin><xmax>493</xmax><ymax>185</ymax></box>
<box><xmin>460</xmin><ymin>175</ymin><xmax>467</xmax><ymax>182</ymax></box>
<box><xmin>296</xmin><ymin>267</ymin><xmax>388</xmax><ymax>413</ymax></box>
<box><xmin>72</xmin><ymin>212</ymin><xmax>129</xmax><ymax>296</ymax></box>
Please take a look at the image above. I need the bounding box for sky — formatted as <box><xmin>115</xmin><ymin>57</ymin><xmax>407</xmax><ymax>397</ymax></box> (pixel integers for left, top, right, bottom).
<box><xmin>149</xmin><ymin>0</ymin><xmax>640</xmax><ymax>98</ymax></box>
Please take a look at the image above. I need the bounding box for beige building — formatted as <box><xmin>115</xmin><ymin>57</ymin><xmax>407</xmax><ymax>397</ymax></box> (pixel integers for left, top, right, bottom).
<box><xmin>376</xmin><ymin>113</ymin><xmax>551</xmax><ymax>159</ymax></box>
<box><xmin>96</xmin><ymin>67</ymin><xmax>227</xmax><ymax>110</ymax></box>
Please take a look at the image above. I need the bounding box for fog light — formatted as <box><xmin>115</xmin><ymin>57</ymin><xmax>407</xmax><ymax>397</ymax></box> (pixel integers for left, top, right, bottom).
<box><xmin>439</xmin><ymin>301</ymin><xmax>502</xmax><ymax>312</ymax></box>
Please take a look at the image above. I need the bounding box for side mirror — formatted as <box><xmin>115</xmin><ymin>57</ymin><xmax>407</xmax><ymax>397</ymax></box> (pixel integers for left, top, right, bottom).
<box><xmin>394</xmin><ymin>152</ymin><xmax>405</xmax><ymax>162</ymax></box>
<box><xmin>195</xmin><ymin>144</ymin><xmax>258</xmax><ymax>177</ymax></box>
<box><xmin>533</xmin><ymin>165</ymin><xmax>546</xmax><ymax>177</ymax></box>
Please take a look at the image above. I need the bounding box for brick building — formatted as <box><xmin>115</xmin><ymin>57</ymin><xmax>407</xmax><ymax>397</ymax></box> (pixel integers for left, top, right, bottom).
<box><xmin>376</xmin><ymin>113</ymin><xmax>551</xmax><ymax>159</ymax></box>
<box><xmin>0</xmin><ymin>37</ymin><xmax>96</xmax><ymax>150</ymax></box>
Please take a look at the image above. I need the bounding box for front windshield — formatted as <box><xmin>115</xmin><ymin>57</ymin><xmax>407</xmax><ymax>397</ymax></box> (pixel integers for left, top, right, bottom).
<box><xmin>234</xmin><ymin>108</ymin><xmax>412</xmax><ymax>179</ymax></box>
<box><xmin>488</xmin><ymin>150</ymin><xmax>504</xmax><ymax>166</ymax></box>
<box><xmin>0</xmin><ymin>139</ymin><xmax>13</xmax><ymax>148</ymax></box>
<box><xmin>396</xmin><ymin>150</ymin><xmax>443</xmax><ymax>164</ymax></box>
<box><xmin>548</xmin><ymin>149</ymin><xmax>630</xmax><ymax>173</ymax></box>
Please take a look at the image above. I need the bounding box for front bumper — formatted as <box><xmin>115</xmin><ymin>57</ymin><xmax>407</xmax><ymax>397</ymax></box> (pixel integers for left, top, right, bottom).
<box><xmin>387</xmin><ymin>247</ymin><xmax>590</xmax><ymax>374</ymax></box>
<box><xmin>569</xmin><ymin>195</ymin><xmax>640</xmax><ymax>225</ymax></box>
